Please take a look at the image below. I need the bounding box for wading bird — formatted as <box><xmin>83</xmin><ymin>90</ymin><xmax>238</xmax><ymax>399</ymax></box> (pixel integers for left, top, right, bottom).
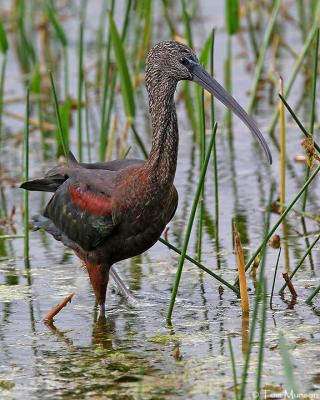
<box><xmin>21</xmin><ymin>41</ymin><xmax>272</xmax><ymax>317</ymax></box>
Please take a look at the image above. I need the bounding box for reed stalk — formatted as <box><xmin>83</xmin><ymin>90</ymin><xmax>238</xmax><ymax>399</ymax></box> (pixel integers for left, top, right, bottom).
<box><xmin>49</xmin><ymin>71</ymin><xmax>68</xmax><ymax>157</ymax></box>
<box><xmin>268</xmin><ymin>3</ymin><xmax>320</xmax><ymax>135</ymax></box>
<box><xmin>77</xmin><ymin>0</ymin><xmax>86</xmax><ymax>162</ymax></box>
<box><xmin>99</xmin><ymin>0</ymin><xmax>115</xmax><ymax>161</ymax></box>
<box><xmin>270</xmin><ymin>247</ymin><xmax>281</xmax><ymax>309</ymax></box>
<box><xmin>279</xmin><ymin>95</ymin><xmax>320</xmax><ymax>153</ymax></box>
<box><xmin>279</xmin><ymin>332</ymin><xmax>298</xmax><ymax>396</ymax></box>
<box><xmin>255</xmin><ymin>278</ymin><xmax>267</xmax><ymax>396</ymax></box>
<box><xmin>228</xmin><ymin>337</ymin><xmax>239</xmax><ymax>400</ymax></box>
<box><xmin>235</xmin><ymin>162</ymin><xmax>320</xmax><ymax>282</ymax></box>
<box><xmin>245</xmin><ymin>0</ymin><xmax>258</xmax><ymax>59</ymax></box>
<box><xmin>302</xmin><ymin>28</ymin><xmax>319</xmax><ymax>211</ymax></box>
<box><xmin>46</xmin><ymin>2</ymin><xmax>69</xmax><ymax>99</ymax></box>
<box><xmin>247</xmin><ymin>0</ymin><xmax>280</xmax><ymax>113</ymax></box>
<box><xmin>306</xmin><ymin>284</ymin><xmax>320</xmax><ymax>304</ymax></box>
<box><xmin>100</xmin><ymin>0</ymin><xmax>132</xmax><ymax>160</ymax></box>
<box><xmin>210</xmin><ymin>29</ymin><xmax>219</xmax><ymax>245</ymax></box>
<box><xmin>166</xmin><ymin>123</ymin><xmax>218</xmax><ymax>325</ymax></box>
<box><xmin>159</xmin><ymin>237</ymin><xmax>239</xmax><ymax>295</ymax></box>
<box><xmin>196</xmin><ymin>89</ymin><xmax>205</xmax><ymax>261</ymax></box>
<box><xmin>23</xmin><ymin>88</ymin><xmax>30</xmax><ymax>263</ymax></box>
<box><xmin>279</xmin><ymin>77</ymin><xmax>286</xmax><ymax>214</ymax></box>
<box><xmin>0</xmin><ymin>20</ymin><xmax>8</xmax><ymax>145</ymax></box>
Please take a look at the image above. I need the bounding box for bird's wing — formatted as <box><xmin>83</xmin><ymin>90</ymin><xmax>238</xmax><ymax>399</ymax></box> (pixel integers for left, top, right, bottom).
<box><xmin>44</xmin><ymin>170</ymin><xmax>119</xmax><ymax>251</ymax></box>
<box><xmin>20</xmin><ymin>151</ymin><xmax>144</xmax><ymax>193</ymax></box>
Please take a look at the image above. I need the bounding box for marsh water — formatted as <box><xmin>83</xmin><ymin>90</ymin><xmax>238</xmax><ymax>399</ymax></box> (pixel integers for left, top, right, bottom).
<box><xmin>0</xmin><ymin>1</ymin><xmax>320</xmax><ymax>399</ymax></box>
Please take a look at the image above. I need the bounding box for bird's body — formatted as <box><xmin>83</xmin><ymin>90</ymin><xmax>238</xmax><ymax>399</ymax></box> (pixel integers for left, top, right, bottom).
<box><xmin>21</xmin><ymin>41</ymin><xmax>272</xmax><ymax>316</ymax></box>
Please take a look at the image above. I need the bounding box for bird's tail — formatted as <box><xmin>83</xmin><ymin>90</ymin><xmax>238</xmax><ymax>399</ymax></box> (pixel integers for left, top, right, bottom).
<box><xmin>20</xmin><ymin>151</ymin><xmax>79</xmax><ymax>193</ymax></box>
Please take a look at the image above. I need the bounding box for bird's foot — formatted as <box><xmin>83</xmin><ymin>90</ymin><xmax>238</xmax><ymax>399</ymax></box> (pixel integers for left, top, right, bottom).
<box><xmin>110</xmin><ymin>266</ymin><xmax>140</xmax><ymax>306</ymax></box>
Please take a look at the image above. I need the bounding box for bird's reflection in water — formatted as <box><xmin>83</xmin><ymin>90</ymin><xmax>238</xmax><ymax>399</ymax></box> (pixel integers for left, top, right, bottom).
<box><xmin>44</xmin><ymin>311</ymin><xmax>116</xmax><ymax>350</ymax></box>
<box><xmin>92</xmin><ymin>313</ymin><xmax>115</xmax><ymax>349</ymax></box>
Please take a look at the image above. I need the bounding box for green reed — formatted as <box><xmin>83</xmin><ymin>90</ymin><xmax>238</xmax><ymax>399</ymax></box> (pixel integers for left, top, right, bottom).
<box><xmin>0</xmin><ymin>20</ymin><xmax>8</xmax><ymax>146</ymax></box>
<box><xmin>224</xmin><ymin>0</ymin><xmax>239</xmax><ymax>131</ymax></box>
<box><xmin>279</xmin><ymin>95</ymin><xmax>320</xmax><ymax>153</ymax></box>
<box><xmin>235</xmin><ymin>162</ymin><xmax>320</xmax><ymax>280</ymax></box>
<box><xmin>245</xmin><ymin>0</ymin><xmax>258</xmax><ymax>58</ymax></box>
<box><xmin>46</xmin><ymin>1</ymin><xmax>69</xmax><ymax>99</ymax></box>
<box><xmin>49</xmin><ymin>71</ymin><xmax>68</xmax><ymax>157</ymax></box>
<box><xmin>23</xmin><ymin>88</ymin><xmax>30</xmax><ymax>263</ymax></box>
<box><xmin>77</xmin><ymin>0</ymin><xmax>87</xmax><ymax>162</ymax></box>
<box><xmin>30</xmin><ymin>63</ymin><xmax>48</xmax><ymax>157</ymax></box>
<box><xmin>247</xmin><ymin>0</ymin><xmax>280</xmax><ymax>114</ymax></box>
<box><xmin>268</xmin><ymin>2</ymin><xmax>320</xmax><ymax>135</ymax></box>
<box><xmin>166</xmin><ymin>123</ymin><xmax>218</xmax><ymax>325</ymax></box>
<box><xmin>181</xmin><ymin>0</ymin><xmax>196</xmax><ymax>132</ymax></box>
<box><xmin>227</xmin><ymin>336</ymin><xmax>239</xmax><ymax>400</ymax></box>
<box><xmin>306</xmin><ymin>284</ymin><xmax>320</xmax><ymax>304</ymax></box>
<box><xmin>99</xmin><ymin>0</ymin><xmax>115</xmax><ymax>161</ymax></box>
<box><xmin>109</xmin><ymin>12</ymin><xmax>148</xmax><ymax>159</ymax></box>
<box><xmin>159</xmin><ymin>237</ymin><xmax>239</xmax><ymax>295</ymax></box>
<box><xmin>95</xmin><ymin>0</ymin><xmax>108</xmax><ymax>91</ymax></box>
<box><xmin>207</xmin><ymin>29</ymin><xmax>220</xmax><ymax>249</ymax></box>
<box><xmin>256</xmin><ymin>278</ymin><xmax>267</xmax><ymax>396</ymax></box>
<box><xmin>279</xmin><ymin>332</ymin><xmax>298</xmax><ymax>396</ymax></box>
<box><xmin>302</xmin><ymin>28</ymin><xmax>319</xmax><ymax>211</ymax></box>
<box><xmin>100</xmin><ymin>0</ymin><xmax>131</xmax><ymax>161</ymax></box>
<box><xmin>270</xmin><ymin>247</ymin><xmax>281</xmax><ymax>309</ymax></box>
<box><xmin>195</xmin><ymin>89</ymin><xmax>205</xmax><ymax>261</ymax></box>
<box><xmin>15</xmin><ymin>0</ymin><xmax>36</xmax><ymax>74</ymax></box>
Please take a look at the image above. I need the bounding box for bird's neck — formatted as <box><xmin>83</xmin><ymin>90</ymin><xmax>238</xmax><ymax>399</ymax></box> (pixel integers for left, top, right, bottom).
<box><xmin>145</xmin><ymin>78</ymin><xmax>178</xmax><ymax>186</ymax></box>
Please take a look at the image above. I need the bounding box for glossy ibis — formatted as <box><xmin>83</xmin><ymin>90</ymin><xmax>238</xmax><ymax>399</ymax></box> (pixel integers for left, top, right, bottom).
<box><xmin>21</xmin><ymin>41</ymin><xmax>272</xmax><ymax>317</ymax></box>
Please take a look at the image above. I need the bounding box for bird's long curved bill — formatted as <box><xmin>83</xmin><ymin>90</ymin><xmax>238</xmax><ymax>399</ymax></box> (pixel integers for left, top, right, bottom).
<box><xmin>192</xmin><ymin>64</ymin><xmax>272</xmax><ymax>164</ymax></box>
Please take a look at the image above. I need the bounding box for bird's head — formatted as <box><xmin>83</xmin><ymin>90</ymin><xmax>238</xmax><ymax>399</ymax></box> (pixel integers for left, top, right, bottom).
<box><xmin>146</xmin><ymin>41</ymin><xmax>272</xmax><ymax>164</ymax></box>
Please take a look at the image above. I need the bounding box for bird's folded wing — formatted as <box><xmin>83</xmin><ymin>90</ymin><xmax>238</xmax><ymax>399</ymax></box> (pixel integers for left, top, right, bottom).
<box><xmin>44</xmin><ymin>177</ymin><xmax>116</xmax><ymax>251</ymax></box>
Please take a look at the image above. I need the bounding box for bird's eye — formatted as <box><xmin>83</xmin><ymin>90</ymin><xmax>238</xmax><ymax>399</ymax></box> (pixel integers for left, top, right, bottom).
<box><xmin>180</xmin><ymin>57</ymin><xmax>190</xmax><ymax>66</ymax></box>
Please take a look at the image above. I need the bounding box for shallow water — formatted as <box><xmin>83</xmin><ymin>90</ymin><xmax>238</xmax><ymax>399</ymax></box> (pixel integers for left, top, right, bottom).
<box><xmin>0</xmin><ymin>1</ymin><xmax>320</xmax><ymax>399</ymax></box>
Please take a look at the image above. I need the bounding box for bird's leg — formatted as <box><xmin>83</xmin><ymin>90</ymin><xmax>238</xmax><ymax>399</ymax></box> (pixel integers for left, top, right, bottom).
<box><xmin>86</xmin><ymin>262</ymin><xmax>109</xmax><ymax>317</ymax></box>
<box><xmin>109</xmin><ymin>266</ymin><xmax>139</xmax><ymax>305</ymax></box>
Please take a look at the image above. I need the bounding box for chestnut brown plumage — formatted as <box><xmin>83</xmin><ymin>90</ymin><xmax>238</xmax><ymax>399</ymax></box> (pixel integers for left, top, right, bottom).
<box><xmin>21</xmin><ymin>41</ymin><xmax>272</xmax><ymax>317</ymax></box>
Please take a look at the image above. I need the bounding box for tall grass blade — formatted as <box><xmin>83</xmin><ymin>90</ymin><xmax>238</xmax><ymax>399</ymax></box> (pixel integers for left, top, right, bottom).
<box><xmin>279</xmin><ymin>77</ymin><xmax>286</xmax><ymax>213</ymax></box>
<box><xmin>46</xmin><ymin>1</ymin><xmax>69</xmax><ymax>99</ymax></box>
<box><xmin>0</xmin><ymin>20</ymin><xmax>9</xmax><ymax>53</ymax></box>
<box><xmin>46</xmin><ymin>2</ymin><xmax>68</xmax><ymax>47</ymax></box>
<box><xmin>225</xmin><ymin>0</ymin><xmax>239</xmax><ymax>35</ymax></box>
<box><xmin>302</xmin><ymin>28</ymin><xmax>319</xmax><ymax>211</ymax></box>
<box><xmin>256</xmin><ymin>278</ymin><xmax>267</xmax><ymax>396</ymax></box>
<box><xmin>268</xmin><ymin>3</ymin><xmax>320</xmax><ymax>135</ymax></box>
<box><xmin>23</xmin><ymin>88</ymin><xmax>30</xmax><ymax>263</ymax></box>
<box><xmin>99</xmin><ymin>0</ymin><xmax>115</xmax><ymax>161</ymax></box>
<box><xmin>227</xmin><ymin>337</ymin><xmax>239</xmax><ymax>400</ymax></box>
<box><xmin>279</xmin><ymin>94</ymin><xmax>320</xmax><ymax>153</ymax></box>
<box><xmin>0</xmin><ymin>20</ymin><xmax>8</xmax><ymax>145</ymax></box>
<box><xmin>49</xmin><ymin>71</ymin><xmax>68</xmax><ymax>157</ymax></box>
<box><xmin>159</xmin><ymin>237</ymin><xmax>239</xmax><ymax>295</ymax></box>
<box><xmin>246</xmin><ymin>0</ymin><xmax>280</xmax><ymax>113</ymax></box>
<box><xmin>77</xmin><ymin>0</ymin><xmax>86</xmax><ymax>161</ymax></box>
<box><xmin>306</xmin><ymin>284</ymin><xmax>320</xmax><ymax>304</ymax></box>
<box><xmin>236</xmin><ymin>162</ymin><xmax>320</xmax><ymax>280</ymax></box>
<box><xmin>278</xmin><ymin>332</ymin><xmax>298</xmax><ymax>395</ymax></box>
<box><xmin>270</xmin><ymin>247</ymin><xmax>281</xmax><ymax>309</ymax></box>
<box><xmin>109</xmin><ymin>15</ymin><xmax>135</xmax><ymax>122</ymax></box>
